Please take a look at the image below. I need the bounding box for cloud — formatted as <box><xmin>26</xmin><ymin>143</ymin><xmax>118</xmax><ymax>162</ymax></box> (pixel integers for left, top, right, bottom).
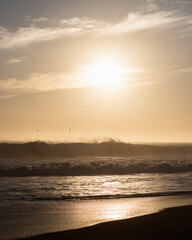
<box><xmin>180</xmin><ymin>68</ymin><xmax>192</xmax><ymax>73</ymax></box>
<box><xmin>3</xmin><ymin>63</ymin><xmax>189</xmax><ymax>99</ymax></box>
<box><xmin>99</xmin><ymin>11</ymin><xmax>178</xmax><ymax>34</ymax></box>
<box><xmin>177</xmin><ymin>68</ymin><xmax>192</xmax><ymax>73</ymax></box>
<box><xmin>0</xmin><ymin>25</ymin><xmax>81</xmax><ymax>49</ymax></box>
<box><xmin>29</xmin><ymin>17</ymin><xmax>49</xmax><ymax>23</ymax></box>
<box><xmin>0</xmin><ymin>9</ymin><xmax>191</xmax><ymax>50</ymax></box>
<box><xmin>1</xmin><ymin>61</ymin><xmax>191</xmax><ymax>99</ymax></box>
<box><xmin>6</xmin><ymin>57</ymin><xmax>27</xmax><ymax>64</ymax></box>
<box><xmin>0</xmin><ymin>72</ymin><xmax>88</xmax><ymax>98</ymax></box>
<box><xmin>0</xmin><ymin>64</ymin><xmax>143</xmax><ymax>99</ymax></box>
<box><xmin>0</xmin><ymin>68</ymin><xmax>96</xmax><ymax>99</ymax></box>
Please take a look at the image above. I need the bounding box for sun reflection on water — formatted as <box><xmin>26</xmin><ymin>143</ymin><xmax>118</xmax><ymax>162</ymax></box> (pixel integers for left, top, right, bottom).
<box><xmin>103</xmin><ymin>203</ymin><xmax>129</xmax><ymax>220</ymax></box>
<box><xmin>98</xmin><ymin>200</ymin><xmax>139</xmax><ymax>221</ymax></box>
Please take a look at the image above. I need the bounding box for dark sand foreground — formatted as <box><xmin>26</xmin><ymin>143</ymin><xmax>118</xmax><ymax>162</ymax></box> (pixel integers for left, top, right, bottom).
<box><xmin>19</xmin><ymin>205</ymin><xmax>192</xmax><ymax>240</ymax></box>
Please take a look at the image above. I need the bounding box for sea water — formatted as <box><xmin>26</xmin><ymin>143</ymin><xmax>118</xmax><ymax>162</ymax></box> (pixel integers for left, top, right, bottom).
<box><xmin>0</xmin><ymin>155</ymin><xmax>192</xmax><ymax>239</ymax></box>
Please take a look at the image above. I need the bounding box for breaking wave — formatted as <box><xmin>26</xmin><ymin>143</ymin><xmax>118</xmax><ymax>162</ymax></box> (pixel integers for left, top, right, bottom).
<box><xmin>0</xmin><ymin>141</ymin><xmax>192</xmax><ymax>176</ymax></box>
<box><xmin>0</xmin><ymin>159</ymin><xmax>192</xmax><ymax>176</ymax></box>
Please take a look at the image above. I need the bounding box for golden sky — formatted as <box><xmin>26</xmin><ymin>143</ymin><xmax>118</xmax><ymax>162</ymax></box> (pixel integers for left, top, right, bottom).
<box><xmin>0</xmin><ymin>0</ymin><xmax>192</xmax><ymax>142</ymax></box>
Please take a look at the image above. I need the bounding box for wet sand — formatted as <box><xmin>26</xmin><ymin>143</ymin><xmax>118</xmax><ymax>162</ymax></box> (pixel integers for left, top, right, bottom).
<box><xmin>18</xmin><ymin>205</ymin><xmax>192</xmax><ymax>240</ymax></box>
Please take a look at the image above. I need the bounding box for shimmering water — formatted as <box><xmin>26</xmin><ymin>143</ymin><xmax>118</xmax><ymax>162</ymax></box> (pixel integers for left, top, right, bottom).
<box><xmin>0</xmin><ymin>195</ymin><xmax>192</xmax><ymax>240</ymax></box>
<box><xmin>0</xmin><ymin>173</ymin><xmax>192</xmax><ymax>203</ymax></box>
<box><xmin>0</xmin><ymin>155</ymin><xmax>192</xmax><ymax>240</ymax></box>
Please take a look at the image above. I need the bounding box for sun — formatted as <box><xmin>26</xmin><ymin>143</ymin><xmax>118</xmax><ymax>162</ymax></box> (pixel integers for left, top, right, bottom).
<box><xmin>84</xmin><ymin>58</ymin><xmax>129</xmax><ymax>88</ymax></box>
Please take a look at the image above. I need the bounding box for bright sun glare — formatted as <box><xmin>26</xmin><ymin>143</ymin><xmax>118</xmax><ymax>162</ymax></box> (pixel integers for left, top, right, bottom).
<box><xmin>85</xmin><ymin>58</ymin><xmax>130</xmax><ymax>88</ymax></box>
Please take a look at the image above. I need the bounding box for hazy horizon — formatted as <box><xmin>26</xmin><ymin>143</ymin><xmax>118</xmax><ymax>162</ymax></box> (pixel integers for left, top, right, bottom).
<box><xmin>1</xmin><ymin>139</ymin><xmax>192</xmax><ymax>145</ymax></box>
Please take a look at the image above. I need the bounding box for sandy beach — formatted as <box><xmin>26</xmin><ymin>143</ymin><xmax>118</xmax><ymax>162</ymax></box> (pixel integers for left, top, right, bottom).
<box><xmin>18</xmin><ymin>205</ymin><xmax>192</xmax><ymax>240</ymax></box>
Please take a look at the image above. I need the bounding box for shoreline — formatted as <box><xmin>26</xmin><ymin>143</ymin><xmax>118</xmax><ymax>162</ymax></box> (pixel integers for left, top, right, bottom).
<box><xmin>17</xmin><ymin>205</ymin><xmax>192</xmax><ymax>240</ymax></box>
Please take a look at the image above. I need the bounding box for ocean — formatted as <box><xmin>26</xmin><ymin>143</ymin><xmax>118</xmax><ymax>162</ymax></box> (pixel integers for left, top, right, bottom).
<box><xmin>0</xmin><ymin>142</ymin><xmax>192</xmax><ymax>239</ymax></box>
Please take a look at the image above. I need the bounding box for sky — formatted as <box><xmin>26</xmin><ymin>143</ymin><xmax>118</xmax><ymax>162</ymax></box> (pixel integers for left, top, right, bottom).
<box><xmin>0</xmin><ymin>0</ymin><xmax>192</xmax><ymax>143</ymax></box>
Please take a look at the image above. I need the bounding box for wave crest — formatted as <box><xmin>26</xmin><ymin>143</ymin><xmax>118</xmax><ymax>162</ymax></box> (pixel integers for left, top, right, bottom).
<box><xmin>1</xmin><ymin>160</ymin><xmax>192</xmax><ymax>176</ymax></box>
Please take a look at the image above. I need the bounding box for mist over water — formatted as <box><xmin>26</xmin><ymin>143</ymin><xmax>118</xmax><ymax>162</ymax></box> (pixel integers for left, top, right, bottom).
<box><xmin>1</xmin><ymin>141</ymin><xmax>192</xmax><ymax>158</ymax></box>
<box><xmin>0</xmin><ymin>141</ymin><xmax>192</xmax><ymax>176</ymax></box>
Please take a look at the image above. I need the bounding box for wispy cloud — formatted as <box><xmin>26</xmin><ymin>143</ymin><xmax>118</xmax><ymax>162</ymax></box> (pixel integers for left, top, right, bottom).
<box><xmin>28</xmin><ymin>17</ymin><xmax>49</xmax><ymax>23</ymax></box>
<box><xmin>99</xmin><ymin>11</ymin><xmax>179</xmax><ymax>34</ymax></box>
<box><xmin>0</xmin><ymin>64</ymin><xmax>143</xmax><ymax>99</ymax></box>
<box><xmin>0</xmin><ymin>9</ymin><xmax>191</xmax><ymax>50</ymax></box>
<box><xmin>0</xmin><ymin>68</ymin><xmax>96</xmax><ymax>99</ymax></box>
<box><xmin>1</xmin><ymin>62</ymin><xmax>191</xmax><ymax>99</ymax></box>
<box><xmin>0</xmin><ymin>72</ymin><xmax>90</xmax><ymax>98</ymax></box>
<box><xmin>175</xmin><ymin>67</ymin><xmax>192</xmax><ymax>73</ymax></box>
<box><xmin>1</xmin><ymin>59</ymin><xmax>191</xmax><ymax>99</ymax></box>
<box><xmin>172</xmin><ymin>67</ymin><xmax>192</xmax><ymax>74</ymax></box>
<box><xmin>0</xmin><ymin>25</ymin><xmax>80</xmax><ymax>49</ymax></box>
<box><xmin>6</xmin><ymin>57</ymin><xmax>27</xmax><ymax>64</ymax></box>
